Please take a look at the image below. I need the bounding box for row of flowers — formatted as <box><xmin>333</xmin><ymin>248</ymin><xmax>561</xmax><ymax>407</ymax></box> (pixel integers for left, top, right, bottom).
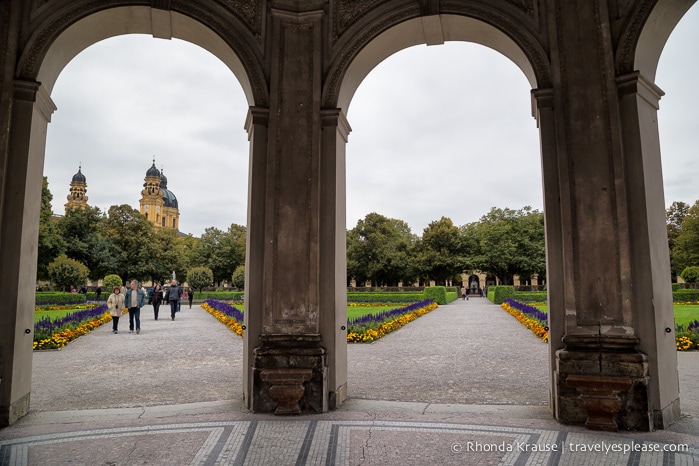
<box><xmin>676</xmin><ymin>320</ymin><xmax>699</xmax><ymax>351</ymax></box>
<box><xmin>35</xmin><ymin>303</ymin><xmax>97</xmax><ymax>312</ymax></box>
<box><xmin>34</xmin><ymin>304</ymin><xmax>112</xmax><ymax>350</ymax></box>
<box><xmin>347</xmin><ymin>300</ymin><xmax>438</xmax><ymax>342</ymax></box>
<box><xmin>201</xmin><ymin>300</ymin><xmax>245</xmax><ymax>336</ymax></box>
<box><xmin>201</xmin><ymin>299</ymin><xmax>439</xmax><ymax>343</ymax></box>
<box><xmin>500</xmin><ymin>299</ymin><xmax>549</xmax><ymax>343</ymax></box>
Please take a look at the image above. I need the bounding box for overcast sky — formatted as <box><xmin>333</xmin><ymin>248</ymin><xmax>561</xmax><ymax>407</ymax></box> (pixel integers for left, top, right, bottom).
<box><xmin>44</xmin><ymin>8</ymin><xmax>699</xmax><ymax>237</ymax></box>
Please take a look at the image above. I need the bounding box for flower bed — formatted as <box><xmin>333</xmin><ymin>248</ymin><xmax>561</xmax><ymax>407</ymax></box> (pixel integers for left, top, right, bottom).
<box><xmin>676</xmin><ymin>320</ymin><xmax>699</xmax><ymax>351</ymax></box>
<box><xmin>33</xmin><ymin>304</ymin><xmax>112</xmax><ymax>350</ymax></box>
<box><xmin>201</xmin><ymin>300</ymin><xmax>245</xmax><ymax>336</ymax></box>
<box><xmin>347</xmin><ymin>300</ymin><xmax>438</xmax><ymax>343</ymax></box>
<box><xmin>501</xmin><ymin>299</ymin><xmax>548</xmax><ymax>343</ymax></box>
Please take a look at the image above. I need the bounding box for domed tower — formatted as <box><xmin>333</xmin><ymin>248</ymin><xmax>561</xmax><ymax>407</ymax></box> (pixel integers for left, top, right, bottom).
<box><xmin>139</xmin><ymin>160</ymin><xmax>164</xmax><ymax>227</ymax></box>
<box><xmin>65</xmin><ymin>165</ymin><xmax>89</xmax><ymax>211</ymax></box>
<box><xmin>139</xmin><ymin>160</ymin><xmax>180</xmax><ymax>230</ymax></box>
<box><xmin>159</xmin><ymin>168</ymin><xmax>180</xmax><ymax>230</ymax></box>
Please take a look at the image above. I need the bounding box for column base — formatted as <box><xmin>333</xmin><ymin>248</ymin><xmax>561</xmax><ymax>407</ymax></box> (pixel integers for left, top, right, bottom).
<box><xmin>554</xmin><ymin>336</ymin><xmax>652</xmax><ymax>431</ymax></box>
<box><xmin>0</xmin><ymin>392</ymin><xmax>30</xmax><ymax>427</ymax></box>
<box><xmin>252</xmin><ymin>334</ymin><xmax>328</xmax><ymax>414</ymax></box>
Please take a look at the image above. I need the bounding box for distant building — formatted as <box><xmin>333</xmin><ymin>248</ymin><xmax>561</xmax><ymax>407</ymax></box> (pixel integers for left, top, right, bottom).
<box><xmin>63</xmin><ymin>161</ymin><xmax>181</xmax><ymax>231</ymax></box>
<box><xmin>139</xmin><ymin>161</ymin><xmax>180</xmax><ymax>231</ymax></box>
<box><xmin>64</xmin><ymin>166</ymin><xmax>88</xmax><ymax>210</ymax></box>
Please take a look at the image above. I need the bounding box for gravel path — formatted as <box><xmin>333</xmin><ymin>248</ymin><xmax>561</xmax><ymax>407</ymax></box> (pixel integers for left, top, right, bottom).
<box><xmin>30</xmin><ymin>299</ymin><xmax>698</xmax><ymax>417</ymax></box>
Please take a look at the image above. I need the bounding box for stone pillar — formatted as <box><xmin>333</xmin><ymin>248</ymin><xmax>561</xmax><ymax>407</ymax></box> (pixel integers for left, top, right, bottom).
<box><xmin>0</xmin><ymin>80</ymin><xmax>54</xmax><ymax>426</ymax></box>
<box><xmin>616</xmin><ymin>72</ymin><xmax>679</xmax><ymax>428</ymax></box>
<box><xmin>543</xmin><ymin>1</ymin><xmax>677</xmax><ymax>431</ymax></box>
<box><xmin>244</xmin><ymin>1</ymin><xmax>330</xmax><ymax>414</ymax></box>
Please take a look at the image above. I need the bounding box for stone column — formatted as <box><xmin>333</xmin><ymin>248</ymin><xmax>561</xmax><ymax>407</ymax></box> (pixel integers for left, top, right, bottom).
<box><xmin>244</xmin><ymin>1</ymin><xmax>330</xmax><ymax>414</ymax></box>
<box><xmin>616</xmin><ymin>72</ymin><xmax>679</xmax><ymax>428</ymax></box>
<box><xmin>0</xmin><ymin>80</ymin><xmax>54</xmax><ymax>426</ymax></box>
<box><xmin>543</xmin><ymin>1</ymin><xmax>676</xmax><ymax>430</ymax></box>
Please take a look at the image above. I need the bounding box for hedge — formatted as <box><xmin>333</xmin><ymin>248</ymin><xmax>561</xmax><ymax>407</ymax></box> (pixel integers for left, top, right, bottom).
<box><xmin>348</xmin><ymin>292</ymin><xmax>425</xmax><ymax>303</ymax></box>
<box><xmin>192</xmin><ymin>291</ymin><xmax>244</xmax><ymax>301</ymax></box>
<box><xmin>513</xmin><ymin>291</ymin><xmax>547</xmax><ymax>303</ymax></box>
<box><xmin>491</xmin><ymin>286</ymin><xmax>516</xmax><ymax>304</ymax></box>
<box><xmin>35</xmin><ymin>292</ymin><xmax>87</xmax><ymax>305</ymax></box>
<box><xmin>674</xmin><ymin>289</ymin><xmax>699</xmax><ymax>303</ymax></box>
<box><xmin>423</xmin><ymin>286</ymin><xmax>448</xmax><ymax>305</ymax></box>
<box><xmin>445</xmin><ymin>291</ymin><xmax>458</xmax><ymax>303</ymax></box>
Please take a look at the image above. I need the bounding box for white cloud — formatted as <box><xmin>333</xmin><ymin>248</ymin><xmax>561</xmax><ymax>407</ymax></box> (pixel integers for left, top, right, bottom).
<box><xmin>44</xmin><ymin>9</ymin><xmax>699</xmax><ymax>237</ymax></box>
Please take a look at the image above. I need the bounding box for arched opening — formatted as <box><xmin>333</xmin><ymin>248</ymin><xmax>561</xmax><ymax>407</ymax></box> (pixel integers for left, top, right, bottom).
<box><xmin>337</xmin><ymin>16</ymin><xmax>549</xmax><ymax>407</ymax></box>
<box><xmin>6</xmin><ymin>6</ymin><xmax>257</xmax><ymax>417</ymax></box>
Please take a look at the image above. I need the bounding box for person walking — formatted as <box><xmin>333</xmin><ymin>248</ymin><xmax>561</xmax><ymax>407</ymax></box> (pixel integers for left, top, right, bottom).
<box><xmin>188</xmin><ymin>287</ymin><xmax>194</xmax><ymax>309</ymax></box>
<box><xmin>152</xmin><ymin>283</ymin><xmax>163</xmax><ymax>320</ymax></box>
<box><xmin>460</xmin><ymin>286</ymin><xmax>466</xmax><ymax>301</ymax></box>
<box><xmin>124</xmin><ymin>280</ymin><xmax>146</xmax><ymax>334</ymax></box>
<box><xmin>106</xmin><ymin>285</ymin><xmax>125</xmax><ymax>334</ymax></box>
<box><xmin>166</xmin><ymin>279</ymin><xmax>182</xmax><ymax>321</ymax></box>
<box><xmin>95</xmin><ymin>286</ymin><xmax>102</xmax><ymax>301</ymax></box>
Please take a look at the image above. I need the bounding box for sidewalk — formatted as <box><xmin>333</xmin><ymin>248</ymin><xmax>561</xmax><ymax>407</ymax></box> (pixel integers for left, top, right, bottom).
<box><xmin>1</xmin><ymin>299</ymin><xmax>697</xmax><ymax>465</ymax></box>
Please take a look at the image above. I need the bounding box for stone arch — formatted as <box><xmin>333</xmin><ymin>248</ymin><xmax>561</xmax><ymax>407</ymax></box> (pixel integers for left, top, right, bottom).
<box><xmin>617</xmin><ymin>0</ymin><xmax>697</xmax><ymax>80</ymax></box>
<box><xmin>323</xmin><ymin>9</ymin><xmax>551</xmax><ymax>111</ymax></box>
<box><xmin>17</xmin><ymin>4</ymin><xmax>267</xmax><ymax>106</ymax></box>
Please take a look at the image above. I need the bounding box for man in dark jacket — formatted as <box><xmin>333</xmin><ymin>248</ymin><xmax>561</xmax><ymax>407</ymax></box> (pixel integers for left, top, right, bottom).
<box><xmin>166</xmin><ymin>279</ymin><xmax>182</xmax><ymax>321</ymax></box>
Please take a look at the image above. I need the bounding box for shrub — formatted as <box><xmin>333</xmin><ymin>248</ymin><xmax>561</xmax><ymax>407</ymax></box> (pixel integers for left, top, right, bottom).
<box><xmin>514</xmin><ymin>291</ymin><xmax>547</xmax><ymax>303</ymax></box>
<box><xmin>193</xmin><ymin>291</ymin><xmax>244</xmax><ymax>301</ymax></box>
<box><xmin>423</xmin><ymin>286</ymin><xmax>447</xmax><ymax>305</ymax></box>
<box><xmin>672</xmin><ymin>283</ymin><xmax>682</xmax><ymax>291</ymax></box>
<box><xmin>103</xmin><ymin>274</ymin><xmax>123</xmax><ymax>290</ymax></box>
<box><xmin>492</xmin><ymin>286</ymin><xmax>516</xmax><ymax>304</ymax></box>
<box><xmin>680</xmin><ymin>266</ymin><xmax>699</xmax><ymax>284</ymax></box>
<box><xmin>446</xmin><ymin>291</ymin><xmax>458</xmax><ymax>303</ymax></box>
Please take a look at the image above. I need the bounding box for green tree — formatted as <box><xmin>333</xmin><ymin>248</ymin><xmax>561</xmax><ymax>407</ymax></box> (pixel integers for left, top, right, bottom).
<box><xmin>37</xmin><ymin>177</ymin><xmax>66</xmax><ymax>279</ymax></box>
<box><xmin>416</xmin><ymin>216</ymin><xmax>465</xmax><ymax>285</ymax></box>
<box><xmin>667</xmin><ymin>201</ymin><xmax>690</xmax><ymax>280</ymax></box>
<box><xmin>194</xmin><ymin>224</ymin><xmax>246</xmax><ymax>286</ymax></box>
<box><xmin>468</xmin><ymin>207</ymin><xmax>546</xmax><ymax>285</ymax></box>
<box><xmin>59</xmin><ymin>206</ymin><xmax>118</xmax><ymax>279</ymax></box>
<box><xmin>186</xmin><ymin>266</ymin><xmax>214</xmax><ymax>292</ymax></box>
<box><xmin>103</xmin><ymin>274</ymin><xmax>123</xmax><ymax>289</ymax></box>
<box><xmin>143</xmin><ymin>227</ymin><xmax>189</xmax><ymax>284</ymax></box>
<box><xmin>48</xmin><ymin>255</ymin><xmax>90</xmax><ymax>291</ymax></box>
<box><xmin>346</xmin><ymin>213</ymin><xmax>416</xmax><ymax>286</ymax></box>
<box><xmin>672</xmin><ymin>200</ymin><xmax>699</xmax><ymax>273</ymax></box>
<box><xmin>232</xmin><ymin>265</ymin><xmax>245</xmax><ymax>289</ymax></box>
<box><xmin>105</xmin><ymin>204</ymin><xmax>155</xmax><ymax>281</ymax></box>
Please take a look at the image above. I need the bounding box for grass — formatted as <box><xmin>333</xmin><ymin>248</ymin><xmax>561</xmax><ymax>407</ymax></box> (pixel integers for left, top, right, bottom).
<box><xmin>347</xmin><ymin>305</ymin><xmax>402</xmax><ymax>320</ymax></box>
<box><xmin>34</xmin><ymin>309</ymin><xmax>75</xmax><ymax>323</ymax></box>
<box><xmin>533</xmin><ymin>304</ymin><xmax>699</xmax><ymax>328</ymax></box>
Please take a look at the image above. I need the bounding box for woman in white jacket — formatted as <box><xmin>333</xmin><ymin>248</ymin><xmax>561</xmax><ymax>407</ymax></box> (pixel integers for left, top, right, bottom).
<box><xmin>107</xmin><ymin>285</ymin><xmax>125</xmax><ymax>334</ymax></box>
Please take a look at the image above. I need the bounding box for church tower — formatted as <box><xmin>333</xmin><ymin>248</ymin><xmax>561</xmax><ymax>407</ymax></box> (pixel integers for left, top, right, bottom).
<box><xmin>139</xmin><ymin>160</ymin><xmax>179</xmax><ymax>230</ymax></box>
<box><xmin>64</xmin><ymin>165</ymin><xmax>88</xmax><ymax>211</ymax></box>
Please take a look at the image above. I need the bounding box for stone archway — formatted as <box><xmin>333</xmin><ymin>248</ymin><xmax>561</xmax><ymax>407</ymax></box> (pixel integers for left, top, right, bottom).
<box><xmin>0</xmin><ymin>3</ymin><xmax>263</xmax><ymax>426</ymax></box>
<box><xmin>0</xmin><ymin>0</ymin><xmax>690</xmax><ymax>431</ymax></box>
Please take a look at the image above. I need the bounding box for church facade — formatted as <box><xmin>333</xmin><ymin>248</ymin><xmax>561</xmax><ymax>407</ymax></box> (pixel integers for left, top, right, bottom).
<box><xmin>64</xmin><ymin>162</ymin><xmax>180</xmax><ymax>231</ymax></box>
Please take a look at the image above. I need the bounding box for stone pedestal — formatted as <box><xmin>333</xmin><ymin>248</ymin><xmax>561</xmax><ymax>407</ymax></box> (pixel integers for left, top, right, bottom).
<box><xmin>555</xmin><ymin>336</ymin><xmax>652</xmax><ymax>431</ymax></box>
<box><xmin>252</xmin><ymin>335</ymin><xmax>327</xmax><ymax>414</ymax></box>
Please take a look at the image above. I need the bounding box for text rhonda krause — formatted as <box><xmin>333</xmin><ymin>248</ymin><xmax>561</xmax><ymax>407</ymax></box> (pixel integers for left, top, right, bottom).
<box><xmin>452</xmin><ymin>441</ymin><xmax>689</xmax><ymax>454</ymax></box>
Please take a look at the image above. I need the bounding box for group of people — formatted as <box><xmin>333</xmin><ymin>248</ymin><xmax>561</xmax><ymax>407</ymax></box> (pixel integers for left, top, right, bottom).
<box><xmin>106</xmin><ymin>280</ymin><xmax>195</xmax><ymax>334</ymax></box>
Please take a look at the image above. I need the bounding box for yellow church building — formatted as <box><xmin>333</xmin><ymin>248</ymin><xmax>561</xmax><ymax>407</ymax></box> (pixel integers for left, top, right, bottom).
<box><xmin>64</xmin><ymin>161</ymin><xmax>180</xmax><ymax>231</ymax></box>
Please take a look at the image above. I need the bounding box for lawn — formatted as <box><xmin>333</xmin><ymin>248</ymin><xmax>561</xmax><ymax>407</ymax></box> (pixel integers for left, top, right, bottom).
<box><xmin>533</xmin><ymin>304</ymin><xmax>699</xmax><ymax>328</ymax></box>
<box><xmin>347</xmin><ymin>305</ymin><xmax>402</xmax><ymax>320</ymax></box>
<box><xmin>34</xmin><ymin>308</ymin><xmax>78</xmax><ymax>323</ymax></box>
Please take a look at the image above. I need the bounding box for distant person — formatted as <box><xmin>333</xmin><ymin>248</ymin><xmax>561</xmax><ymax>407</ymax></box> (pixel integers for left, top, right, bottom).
<box><xmin>124</xmin><ymin>280</ymin><xmax>146</xmax><ymax>334</ymax></box>
<box><xmin>151</xmin><ymin>283</ymin><xmax>163</xmax><ymax>320</ymax></box>
<box><xmin>460</xmin><ymin>286</ymin><xmax>466</xmax><ymax>301</ymax></box>
<box><xmin>95</xmin><ymin>286</ymin><xmax>102</xmax><ymax>301</ymax></box>
<box><xmin>107</xmin><ymin>286</ymin><xmax>125</xmax><ymax>334</ymax></box>
<box><xmin>188</xmin><ymin>287</ymin><xmax>194</xmax><ymax>309</ymax></box>
<box><xmin>165</xmin><ymin>279</ymin><xmax>182</xmax><ymax>320</ymax></box>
